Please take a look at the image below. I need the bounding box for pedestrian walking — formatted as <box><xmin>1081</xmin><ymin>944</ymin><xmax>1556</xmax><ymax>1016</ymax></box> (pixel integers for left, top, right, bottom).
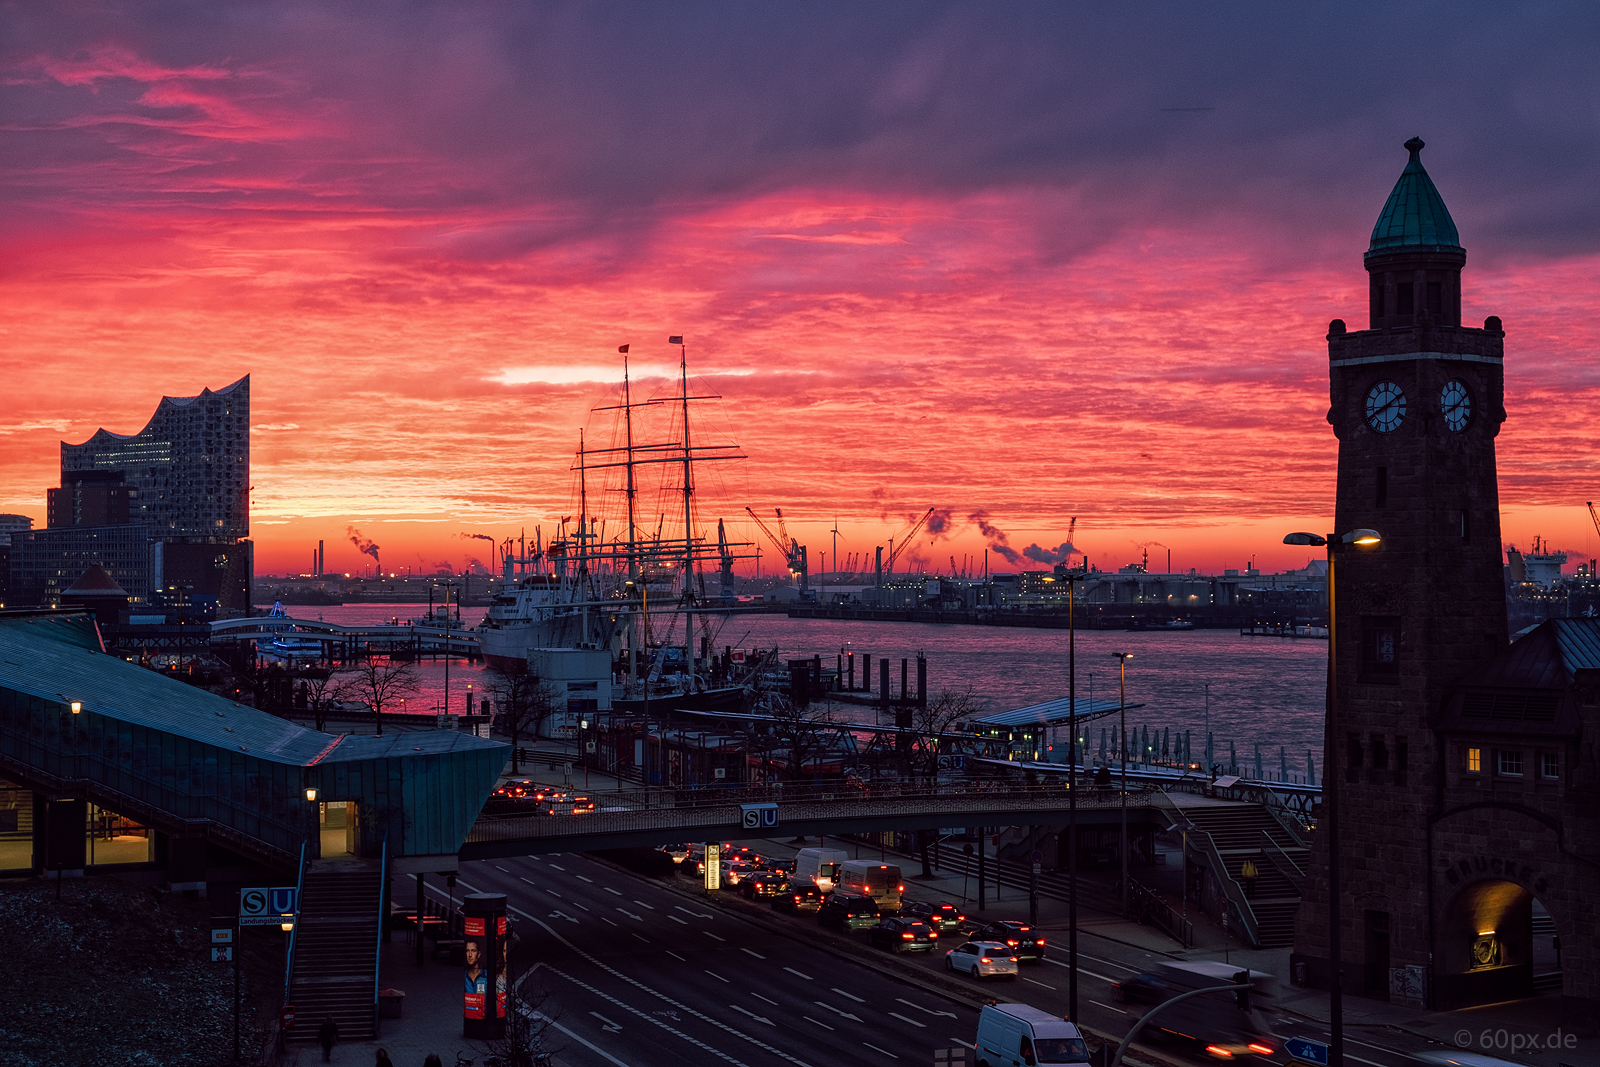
<box><xmin>1240</xmin><ymin>858</ymin><xmax>1259</xmax><ymax>897</ymax></box>
<box><xmin>375</xmin><ymin>1050</ymin><xmax>394</xmax><ymax>1067</ymax></box>
<box><xmin>317</xmin><ymin>1015</ymin><xmax>339</xmax><ymax>1062</ymax></box>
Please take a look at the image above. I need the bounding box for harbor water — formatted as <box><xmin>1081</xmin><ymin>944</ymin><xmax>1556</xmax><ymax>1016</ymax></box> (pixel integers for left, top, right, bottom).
<box><xmin>298</xmin><ymin>605</ymin><xmax>1328</xmax><ymax>775</ymax></box>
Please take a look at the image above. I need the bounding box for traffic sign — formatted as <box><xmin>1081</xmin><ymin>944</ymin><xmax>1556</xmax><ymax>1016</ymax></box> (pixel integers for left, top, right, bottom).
<box><xmin>211</xmin><ymin>927</ymin><xmax>234</xmax><ymax>944</ymax></box>
<box><xmin>1285</xmin><ymin>1037</ymin><xmax>1329</xmax><ymax>1066</ymax></box>
<box><xmin>740</xmin><ymin>803</ymin><xmax>779</xmax><ymax>830</ymax></box>
<box><xmin>240</xmin><ymin>886</ymin><xmax>299</xmax><ymax>925</ymax></box>
<box><xmin>1031</xmin><ymin>850</ymin><xmax>1044</xmax><ymax>864</ymax></box>
<box><xmin>211</xmin><ymin>946</ymin><xmax>234</xmax><ymax>962</ymax></box>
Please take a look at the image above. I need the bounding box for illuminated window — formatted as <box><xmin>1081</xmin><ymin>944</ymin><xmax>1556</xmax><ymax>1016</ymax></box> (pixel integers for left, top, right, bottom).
<box><xmin>1540</xmin><ymin>753</ymin><xmax>1560</xmax><ymax>779</ymax></box>
<box><xmin>1466</xmin><ymin>747</ymin><xmax>1481</xmax><ymax>773</ymax></box>
<box><xmin>1497</xmin><ymin>749</ymin><xmax>1523</xmax><ymax>777</ymax></box>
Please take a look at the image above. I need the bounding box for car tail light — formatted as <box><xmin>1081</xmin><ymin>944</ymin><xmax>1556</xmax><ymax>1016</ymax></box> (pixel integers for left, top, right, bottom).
<box><xmin>1009</xmin><ymin>956</ymin><xmax>1019</xmax><ymax>962</ymax></box>
<box><xmin>1205</xmin><ymin>1046</ymin><xmax>1234</xmax><ymax>1059</ymax></box>
<box><xmin>902</xmin><ymin>933</ymin><xmax>914</xmax><ymax>939</ymax></box>
<box><xmin>1035</xmin><ymin>938</ymin><xmax>1045</xmax><ymax>946</ymax></box>
<box><xmin>929</xmin><ymin>932</ymin><xmax>938</xmax><ymax>938</ymax></box>
<box><xmin>980</xmin><ymin>957</ymin><xmax>992</xmax><ymax>964</ymax></box>
<box><xmin>898</xmin><ymin>884</ymin><xmax>905</xmax><ymax>892</ymax></box>
<box><xmin>1247</xmin><ymin>1045</ymin><xmax>1273</xmax><ymax>1056</ymax></box>
<box><xmin>1006</xmin><ymin>939</ymin><xmax>1019</xmax><ymax>946</ymax></box>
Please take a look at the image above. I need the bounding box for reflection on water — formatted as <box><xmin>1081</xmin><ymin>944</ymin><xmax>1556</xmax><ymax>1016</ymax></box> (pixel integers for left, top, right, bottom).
<box><xmin>298</xmin><ymin>604</ymin><xmax>1328</xmax><ymax>770</ymax></box>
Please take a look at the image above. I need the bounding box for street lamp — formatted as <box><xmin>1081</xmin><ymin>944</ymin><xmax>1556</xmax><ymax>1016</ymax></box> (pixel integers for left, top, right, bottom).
<box><xmin>1282</xmin><ymin>527</ymin><xmax>1381</xmax><ymax>1067</ymax></box>
<box><xmin>1111</xmin><ymin>652</ymin><xmax>1133</xmax><ymax>917</ymax></box>
<box><xmin>1058</xmin><ymin>567</ymin><xmax>1089</xmax><ymax>1020</ymax></box>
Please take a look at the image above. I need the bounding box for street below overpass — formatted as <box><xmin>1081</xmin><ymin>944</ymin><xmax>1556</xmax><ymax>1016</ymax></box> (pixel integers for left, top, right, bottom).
<box><xmin>423</xmin><ymin>849</ymin><xmax>1452</xmax><ymax>1067</ymax></box>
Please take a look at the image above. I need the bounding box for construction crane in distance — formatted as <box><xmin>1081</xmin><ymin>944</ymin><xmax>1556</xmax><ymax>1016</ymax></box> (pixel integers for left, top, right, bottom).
<box><xmin>745</xmin><ymin>506</ymin><xmax>809</xmax><ymax>597</ymax></box>
<box><xmin>1589</xmin><ymin>501</ymin><xmax>1599</xmax><ymax>541</ymax></box>
<box><xmin>885</xmin><ymin>506</ymin><xmax>935</xmax><ymax>576</ymax></box>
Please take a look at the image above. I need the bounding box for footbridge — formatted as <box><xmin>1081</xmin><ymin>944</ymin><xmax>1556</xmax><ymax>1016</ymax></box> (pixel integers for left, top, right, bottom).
<box><xmin>209</xmin><ymin>614</ymin><xmax>480</xmax><ymax>659</ymax></box>
<box><xmin>461</xmin><ymin>780</ymin><xmax>1169</xmax><ymax>859</ymax></box>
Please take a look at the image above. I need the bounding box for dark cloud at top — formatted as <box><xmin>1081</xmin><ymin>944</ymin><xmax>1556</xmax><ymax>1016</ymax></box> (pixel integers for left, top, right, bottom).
<box><xmin>5</xmin><ymin>1</ymin><xmax>1600</xmax><ymax>261</ymax></box>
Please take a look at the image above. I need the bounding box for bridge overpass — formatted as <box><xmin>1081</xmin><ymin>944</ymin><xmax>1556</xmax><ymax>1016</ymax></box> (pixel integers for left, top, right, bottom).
<box><xmin>208</xmin><ymin>614</ymin><xmax>480</xmax><ymax>659</ymax></box>
<box><xmin>460</xmin><ymin>780</ymin><xmax>1170</xmax><ymax>859</ymax></box>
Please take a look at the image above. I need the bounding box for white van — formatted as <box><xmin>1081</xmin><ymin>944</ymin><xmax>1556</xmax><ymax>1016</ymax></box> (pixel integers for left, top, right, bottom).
<box><xmin>793</xmin><ymin>847</ymin><xmax>849</xmax><ymax>892</ymax></box>
<box><xmin>837</xmin><ymin>860</ymin><xmax>904</xmax><ymax>914</ymax></box>
<box><xmin>976</xmin><ymin>1003</ymin><xmax>1089</xmax><ymax>1066</ymax></box>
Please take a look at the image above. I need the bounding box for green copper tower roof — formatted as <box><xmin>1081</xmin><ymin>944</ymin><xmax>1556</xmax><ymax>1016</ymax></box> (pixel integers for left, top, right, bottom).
<box><xmin>1367</xmin><ymin>137</ymin><xmax>1462</xmax><ymax>259</ymax></box>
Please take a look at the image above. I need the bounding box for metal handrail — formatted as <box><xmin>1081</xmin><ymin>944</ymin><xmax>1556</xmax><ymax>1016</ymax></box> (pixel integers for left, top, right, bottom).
<box><xmin>284</xmin><ymin>840</ymin><xmax>308</xmax><ymax>1005</ymax></box>
<box><xmin>373</xmin><ymin>835</ymin><xmax>387</xmax><ymax>1037</ymax></box>
<box><xmin>1258</xmin><ymin>829</ymin><xmax>1305</xmax><ymax>892</ymax></box>
<box><xmin>1126</xmin><ymin>876</ymin><xmax>1195</xmax><ymax>948</ymax></box>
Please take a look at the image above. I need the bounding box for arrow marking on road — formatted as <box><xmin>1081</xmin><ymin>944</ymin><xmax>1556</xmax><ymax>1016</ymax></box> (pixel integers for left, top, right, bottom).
<box><xmin>888</xmin><ymin>1012</ymin><xmax>926</xmax><ymax>1028</ymax></box>
<box><xmin>731</xmin><ymin>1005</ymin><xmax>774</xmax><ymax>1026</ymax></box>
<box><xmin>814</xmin><ymin>1001</ymin><xmax>862</xmax><ymax>1022</ymax></box>
<box><xmin>590</xmin><ymin>1011</ymin><xmax>623</xmax><ymax>1033</ymax></box>
<box><xmin>618</xmin><ymin>908</ymin><xmax>643</xmax><ymax>921</ymax></box>
<box><xmin>549</xmin><ymin>910</ymin><xmax>579</xmax><ymax>924</ymax></box>
<box><xmin>895</xmin><ymin>999</ymin><xmax>957</xmax><ymax>1018</ymax></box>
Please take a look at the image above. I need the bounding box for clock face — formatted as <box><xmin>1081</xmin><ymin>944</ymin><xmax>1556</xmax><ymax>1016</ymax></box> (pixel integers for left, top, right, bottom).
<box><xmin>1365</xmin><ymin>380</ymin><xmax>1407</xmax><ymax>433</ymax></box>
<box><xmin>1440</xmin><ymin>380</ymin><xmax>1471</xmax><ymax>431</ymax></box>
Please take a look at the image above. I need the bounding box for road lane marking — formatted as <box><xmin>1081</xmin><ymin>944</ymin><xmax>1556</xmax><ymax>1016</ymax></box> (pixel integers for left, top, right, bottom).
<box><xmin>895</xmin><ymin>999</ymin><xmax>957</xmax><ymax>1018</ymax></box>
<box><xmin>590</xmin><ymin>1011</ymin><xmax>623</xmax><ymax>1033</ymax></box>
<box><xmin>549</xmin><ymin>910</ymin><xmax>579</xmax><ymax>924</ymax></box>
<box><xmin>634</xmin><ymin>900</ymin><xmax>656</xmax><ymax>909</ymax></box>
<box><xmin>1024</xmin><ymin>977</ymin><xmax>1056</xmax><ymax>990</ymax></box>
<box><xmin>618</xmin><ymin>908</ymin><xmax>643</xmax><ymax>920</ymax></box>
<box><xmin>574</xmin><ymin>902</ymin><xmax>590</xmax><ymax>911</ymax></box>
<box><xmin>632</xmin><ymin>934</ymin><xmax>649</xmax><ymax>942</ymax></box>
<box><xmin>785</xmin><ymin>967</ymin><xmax>813</xmax><ymax>980</ymax></box>
<box><xmin>535</xmin><ymin>1013</ymin><xmax>633</xmax><ymax>1067</ymax></box>
<box><xmin>602</xmin><ymin>917</ymin><xmax>618</xmax><ymax>926</ymax></box>
<box><xmin>539</xmin><ymin>964</ymin><xmax>747</xmax><ymax>1066</ymax></box>
<box><xmin>814</xmin><ymin>1001</ymin><xmax>863</xmax><ymax>1022</ymax></box>
<box><xmin>1088</xmin><ymin>1000</ymin><xmax>1126</xmax><ymax>1014</ymax></box>
<box><xmin>495</xmin><ymin>865</ymin><xmax>510</xmax><ymax>872</ymax></box>
<box><xmin>803</xmin><ymin>1016</ymin><xmax>834</xmax><ymax>1031</ymax></box>
<box><xmin>670</xmin><ymin>915</ymin><xmax>689</xmax><ymax>924</ymax></box>
<box><xmin>666</xmin><ymin>950</ymin><xmax>686</xmax><ymax>961</ymax></box>
<box><xmin>520</xmin><ymin>877</ymin><xmax>537</xmax><ymax>886</ymax></box>
<box><xmin>831</xmin><ymin>988</ymin><xmax>864</xmax><ymax>1003</ymax></box>
<box><xmin>546</xmin><ymin>889</ymin><xmax>562</xmax><ymax>897</ymax></box>
<box><xmin>752</xmin><ymin>993</ymin><xmax>778</xmax><ymax>1006</ymax></box>
<box><xmin>703</xmin><ymin>931</ymin><xmax>726</xmax><ymax>942</ymax></box>
<box><xmin>742</xmin><ymin>948</ymin><xmax>766</xmax><ymax>959</ymax></box>
<box><xmin>676</xmin><ymin>905</ymin><xmax>714</xmax><ymax>919</ymax></box>
<box><xmin>863</xmin><ymin>1042</ymin><xmax>899</xmax><ymax>1059</ymax></box>
<box><xmin>578</xmin><ymin>875</ymin><xmax>594</xmax><ymax>883</ymax></box>
<box><xmin>706</xmin><ymin>970</ymin><xmax>729</xmax><ymax>983</ymax></box>
<box><xmin>1043</xmin><ymin>958</ymin><xmax>1119</xmax><ymax>983</ymax></box>
<box><xmin>605</xmin><ymin>887</ymin><xmax>622</xmax><ymax>896</ymax></box>
<box><xmin>731</xmin><ymin>1004</ymin><xmax>774</xmax><ymax>1026</ymax></box>
<box><xmin>509</xmin><ymin>904</ymin><xmax>815</xmax><ymax>1067</ymax></box>
<box><xmin>549</xmin><ymin>863</ymin><xmax>566</xmax><ymax>870</ymax></box>
<box><xmin>888</xmin><ymin>1012</ymin><xmax>926</xmax><ymax>1028</ymax></box>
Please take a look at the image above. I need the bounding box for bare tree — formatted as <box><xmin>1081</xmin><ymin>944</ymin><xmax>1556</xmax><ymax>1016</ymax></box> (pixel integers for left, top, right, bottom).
<box><xmin>302</xmin><ymin>669</ymin><xmax>342</xmax><ymax>733</ymax></box>
<box><xmin>758</xmin><ymin>691</ymin><xmax>839</xmax><ymax>783</ymax></box>
<box><xmin>475</xmin><ymin>967</ymin><xmax>560</xmax><ymax>1067</ymax></box>
<box><xmin>911</xmin><ymin>685</ymin><xmax>988</xmax><ymax>779</ymax></box>
<box><xmin>487</xmin><ymin>666</ymin><xmax>560</xmax><ymax>774</ymax></box>
<box><xmin>333</xmin><ymin>656</ymin><xmax>421</xmax><ymax>735</ymax></box>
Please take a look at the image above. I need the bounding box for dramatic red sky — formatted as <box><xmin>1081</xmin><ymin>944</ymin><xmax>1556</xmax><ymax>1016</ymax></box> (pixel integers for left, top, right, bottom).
<box><xmin>5</xmin><ymin>4</ymin><xmax>1599</xmax><ymax>579</ymax></box>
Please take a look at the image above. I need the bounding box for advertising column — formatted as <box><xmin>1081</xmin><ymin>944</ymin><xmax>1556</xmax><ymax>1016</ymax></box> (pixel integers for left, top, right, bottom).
<box><xmin>461</xmin><ymin>893</ymin><xmax>508</xmax><ymax>1040</ymax></box>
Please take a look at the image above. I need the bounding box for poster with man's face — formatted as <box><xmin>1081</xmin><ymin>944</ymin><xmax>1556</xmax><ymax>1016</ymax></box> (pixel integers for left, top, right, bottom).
<box><xmin>463</xmin><ymin>918</ymin><xmax>488</xmax><ymax>1020</ymax></box>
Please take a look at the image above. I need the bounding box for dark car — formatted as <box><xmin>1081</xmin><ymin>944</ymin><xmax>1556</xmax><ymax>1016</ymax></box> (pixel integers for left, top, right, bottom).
<box><xmin>740</xmin><ymin>872</ymin><xmax>787</xmax><ymax>900</ymax></box>
<box><xmin>903</xmin><ymin>900</ymin><xmax>966</xmax><ymax>931</ymax></box>
<box><xmin>1110</xmin><ymin>972</ymin><xmax>1169</xmax><ymax>1005</ymax></box>
<box><xmin>868</xmin><ymin>916</ymin><xmax>940</xmax><ymax>952</ymax></box>
<box><xmin>771</xmin><ymin>883</ymin><xmax>824</xmax><ymax>913</ymax></box>
<box><xmin>817</xmin><ymin>892</ymin><xmax>882</xmax><ymax>931</ymax></box>
<box><xmin>974</xmin><ymin>920</ymin><xmax>1045</xmax><ymax>963</ymax></box>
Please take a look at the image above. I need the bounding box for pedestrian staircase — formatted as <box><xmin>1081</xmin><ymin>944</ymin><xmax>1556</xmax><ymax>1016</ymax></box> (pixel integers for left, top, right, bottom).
<box><xmin>287</xmin><ymin>860</ymin><xmax>384</xmax><ymax>1043</ymax></box>
<box><xmin>1176</xmin><ymin>802</ymin><xmax>1307</xmax><ymax>947</ymax></box>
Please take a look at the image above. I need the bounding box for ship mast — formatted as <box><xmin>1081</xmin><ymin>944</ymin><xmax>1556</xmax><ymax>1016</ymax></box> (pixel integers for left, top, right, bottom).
<box><xmin>624</xmin><ymin>356</ymin><xmax>641</xmax><ymax>690</ymax></box>
<box><xmin>578</xmin><ymin>429</ymin><xmax>590</xmax><ymax>645</ymax></box>
<box><xmin>676</xmin><ymin>337</ymin><xmax>696</xmax><ymax>691</ymax></box>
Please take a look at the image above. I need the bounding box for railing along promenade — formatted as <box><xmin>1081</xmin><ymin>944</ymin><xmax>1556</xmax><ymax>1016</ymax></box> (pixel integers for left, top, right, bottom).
<box><xmin>462</xmin><ymin>778</ymin><xmax>1161</xmax><ymax>858</ymax></box>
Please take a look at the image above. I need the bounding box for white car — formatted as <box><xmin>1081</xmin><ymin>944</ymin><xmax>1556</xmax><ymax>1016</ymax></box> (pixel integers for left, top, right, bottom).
<box><xmin>945</xmin><ymin>940</ymin><xmax>1020</xmax><ymax>980</ymax></box>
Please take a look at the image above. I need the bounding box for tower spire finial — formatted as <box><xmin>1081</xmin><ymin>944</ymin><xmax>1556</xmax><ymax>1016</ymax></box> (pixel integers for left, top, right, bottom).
<box><xmin>1404</xmin><ymin>136</ymin><xmax>1425</xmax><ymax>159</ymax></box>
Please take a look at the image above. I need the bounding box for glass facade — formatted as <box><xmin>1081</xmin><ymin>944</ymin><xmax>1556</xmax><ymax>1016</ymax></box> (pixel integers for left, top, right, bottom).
<box><xmin>0</xmin><ymin>778</ymin><xmax>31</xmax><ymax>872</ymax></box>
<box><xmin>9</xmin><ymin>524</ymin><xmax>153</xmax><ymax>605</ymax></box>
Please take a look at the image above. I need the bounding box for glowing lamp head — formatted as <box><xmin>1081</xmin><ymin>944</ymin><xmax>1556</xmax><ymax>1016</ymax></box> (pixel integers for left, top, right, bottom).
<box><xmin>280</xmin><ymin>915</ymin><xmax>295</xmax><ymax>931</ymax></box>
<box><xmin>70</xmin><ymin>702</ymin><xmax>82</xmax><ymax>714</ymax></box>
<box><xmin>304</xmin><ymin>787</ymin><xmax>319</xmax><ymax>803</ymax></box>
<box><xmin>1348</xmin><ymin>529</ymin><xmax>1382</xmax><ymax>545</ymax></box>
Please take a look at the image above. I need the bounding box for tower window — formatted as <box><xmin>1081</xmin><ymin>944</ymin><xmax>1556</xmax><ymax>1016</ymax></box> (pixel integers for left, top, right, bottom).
<box><xmin>1540</xmin><ymin>752</ymin><xmax>1560</xmax><ymax>779</ymax></box>
<box><xmin>1427</xmin><ymin>282</ymin><xmax>1442</xmax><ymax>317</ymax></box>
<box><xmin>1376</xmin><ymin>467</ymin><xmax>1388</xmax><ymax>508</ymax></box>
<box><xmin>1496</xmin><ymin>749</ymin><xmax>1523</xmax><ymax>777</ymax></box>
<box><xmin>1466</xmin><ymin>746</ymin><xmax>1481</xmax><ymax>773</ymax></box>
<box><xmin>1397</xmin><ymin>283</ymin><xmax>1414</xmax><ymax>316</ymax></box>
<box><xmin>1360</xmin><ymin>616</ymin><xmax>1401</xmax><ymax>681</ymax></box>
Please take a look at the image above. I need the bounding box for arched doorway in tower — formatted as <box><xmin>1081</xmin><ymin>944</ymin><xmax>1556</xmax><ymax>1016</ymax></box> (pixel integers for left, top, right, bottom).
<box><xmin>1437</xmin><ymin>879</ymin><xmax>1561</xmax><ymax>1009</ymax></box>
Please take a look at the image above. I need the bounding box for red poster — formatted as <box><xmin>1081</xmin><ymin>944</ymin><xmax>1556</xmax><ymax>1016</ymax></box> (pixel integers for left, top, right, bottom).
<box><xmin>464</xmin><ymin>916</ymin><xmax>486</xmax><ymax>937</ymax></box>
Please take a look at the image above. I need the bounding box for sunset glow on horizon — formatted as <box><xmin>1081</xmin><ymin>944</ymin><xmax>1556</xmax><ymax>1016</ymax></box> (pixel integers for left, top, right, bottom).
<box><xmin>6</xmin><ymin>6</ymin><xmax>1599</xmax><ymax>581</ymax></box>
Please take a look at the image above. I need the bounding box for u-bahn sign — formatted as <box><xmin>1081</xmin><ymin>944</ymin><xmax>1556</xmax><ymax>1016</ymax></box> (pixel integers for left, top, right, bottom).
<box><xmin>740</xmin><ymin>803</ymin><xmax>779</xmax><ymax>830</ymax></box>
<box><xmin>240</xmin><ymin>886</ymin><xmax>299</xmax><ymax>925</ymax></box>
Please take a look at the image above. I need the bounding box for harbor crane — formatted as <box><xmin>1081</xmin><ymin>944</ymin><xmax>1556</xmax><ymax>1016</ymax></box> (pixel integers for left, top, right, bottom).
<box><xmin>1589</xmin><ymin>501</ymin><xmax>1599</xmax><ymax>540</ymax></box>
<box><xmin>745</xmin><ymin>506</ymin><xmax>809</xmax><ymax>596</ymax></box>
<box><xmin>885</xmin><ymin>506</ymin><xmax>935</xmax><ymax>576</ymax></box>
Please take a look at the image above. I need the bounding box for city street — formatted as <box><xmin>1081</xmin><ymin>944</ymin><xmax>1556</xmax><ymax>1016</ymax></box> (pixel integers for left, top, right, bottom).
<box><xmin>422</xmin><ymin>849</ymin><xmax>1472</xmax><ymax>1067</ymax></box>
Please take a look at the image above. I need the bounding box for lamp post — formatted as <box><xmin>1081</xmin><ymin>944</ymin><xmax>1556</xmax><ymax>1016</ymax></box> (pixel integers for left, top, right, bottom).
<box><xmin>1060</xmin><ymin>568</ymin><xmax>1087</xmax><ymax>1020</ymax></box>
<box><xmin>1111</xmin><ymin>652</ymin><xmax>1133</xmax><ymax>917</ymax></box>
<box><xmin>1282</xmin><ymin>527</ymin><xmax>1380</xmax><ymax>1067</ymax></box>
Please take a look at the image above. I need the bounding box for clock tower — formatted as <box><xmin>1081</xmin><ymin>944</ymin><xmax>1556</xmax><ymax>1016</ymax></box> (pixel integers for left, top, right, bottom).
<box><xmin>1293</xmin><ymin>138</ymin><xmax>1510</xmax><ymax>1002</ymax></box>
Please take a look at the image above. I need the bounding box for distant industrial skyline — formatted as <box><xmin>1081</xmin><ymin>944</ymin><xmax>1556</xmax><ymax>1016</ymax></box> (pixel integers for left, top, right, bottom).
<box><xmin>4</xmin><ymin>5</ymin><xmax>1598</xmax><ymax>577</ymax></box>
